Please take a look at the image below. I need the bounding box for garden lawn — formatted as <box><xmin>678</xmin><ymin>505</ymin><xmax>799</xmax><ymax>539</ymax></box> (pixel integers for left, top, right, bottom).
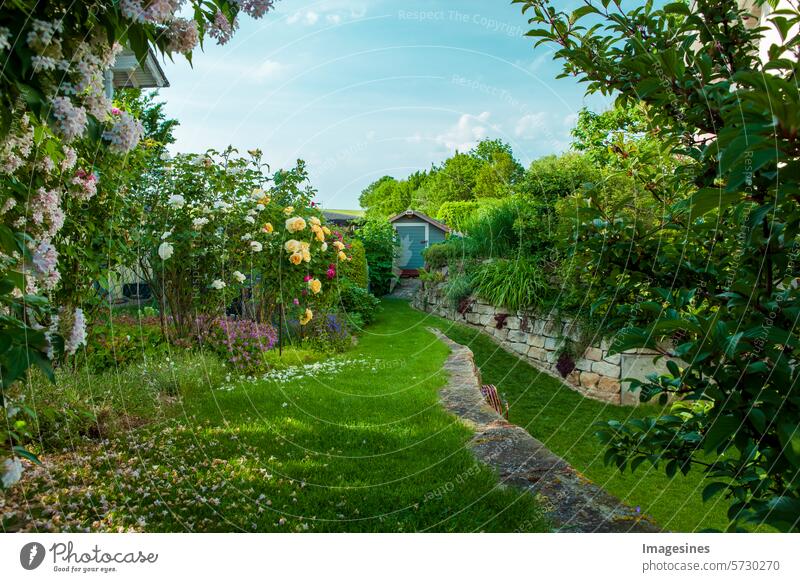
<box><xmin>6</xmin><ymin>301</ymin><xmax>548</xmax><ymax>533</ymax></box>
<box><xmin>421</xmin><ymin>302</ymin><xmax>748</xmax><ymax>532</ymax></box>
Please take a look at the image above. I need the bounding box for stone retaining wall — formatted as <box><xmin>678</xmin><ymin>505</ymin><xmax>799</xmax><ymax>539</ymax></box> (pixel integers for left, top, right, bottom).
<box><xmin>413</xmin><ymin>281</ymin><xmax>672</xmax><ymax>406</ymax></box>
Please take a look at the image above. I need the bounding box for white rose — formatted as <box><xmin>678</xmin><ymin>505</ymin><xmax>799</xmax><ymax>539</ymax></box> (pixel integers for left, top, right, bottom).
<box><xmin>250</xmin><ymin>241</ymin><xmax>263</xmax><ymax>252</ymax></box>
<box><xmin>321</xmin><ymin>242</ymin><xmax>328</xmax><ymax>252</ymax></box>
<box><xmin>193</xmin><ymin>217</ymin><xmax>209</xmax><ymax>230</ymax></box>
<box><xmin>158</xmin><ymin>242</ymin><xmax>174</xmax><ymax>261</ymax></box>
<box><xmin>233</xmin><ymin>271</ymin><xmax>246</xmax><ymax>283</ymax></box>
<box><xmin>244</xmin><ymin>216</ymin><xmax>255</xmax><ymax>224</ymax></box>
<box><xmin>210</xmin><ymin>279</ymin><xmax>226</xmax><ymax>290</ymax></box>
<box><xmin>167</xmin><ymin>194</ymin><xmax>185</xmax><ymax>208</ymax></box>
<box><xmin>256</xmin><ymin>204</ymin><xmax>265</xmax><ymax>211</ymax></box>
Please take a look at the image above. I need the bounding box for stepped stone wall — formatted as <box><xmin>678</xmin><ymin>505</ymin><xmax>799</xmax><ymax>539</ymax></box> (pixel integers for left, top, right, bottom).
<box><xmin>413</xmin><ymin>280</ymin><xmax>673</xmax><ymax>406</ymax></box>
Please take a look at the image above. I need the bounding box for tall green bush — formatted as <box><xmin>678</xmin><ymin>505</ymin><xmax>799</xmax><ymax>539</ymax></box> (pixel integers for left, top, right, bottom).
<box><xmin>339</xmin><ymin>239</ymin><xmax>368</xmax><ymax>289</ymax></box>
<box><xmin>353</xmin><ymin>218</ymin><xmax>397</xmax><ymax>295</ymax></box>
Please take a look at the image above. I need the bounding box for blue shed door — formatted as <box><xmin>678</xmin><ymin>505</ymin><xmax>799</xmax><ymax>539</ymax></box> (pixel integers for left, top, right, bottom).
<box><xmin>395</xmin><ymin>225</ymin><xmax>426</xmax><ymax>269</ymax></box>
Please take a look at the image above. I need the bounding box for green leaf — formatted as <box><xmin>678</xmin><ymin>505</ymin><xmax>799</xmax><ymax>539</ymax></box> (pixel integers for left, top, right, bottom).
<box><xmin>702</xmin><ymin>482</ymin><xmax>728</xmax><ymax>502</ymax></box>
<box><xmin>777</xmin><ymin>422</ymin><xmax>800</xmax><ymax>467</ymax></box>
<box><xmin>704</xmin><ymin>415</ymin><xmax>740</xmax><ymax>453</ymax></box>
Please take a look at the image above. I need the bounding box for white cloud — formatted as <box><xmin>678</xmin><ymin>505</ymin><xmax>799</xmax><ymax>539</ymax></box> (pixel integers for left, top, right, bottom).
<box><xmin>434</xmin><ymin>112</ymin><xmax>494</xmax><ymax>153</ymax></box>
<box><xmin>326</xmin><ymin>14</ymin><xmax>342</xmax><ymax>25</ymax></box>
<box><xmin>515</xmin><ymin>112</ymin><xmax>547</xmax><ymax>139</ymax></box>
<box><xmin>252</xmin><ymin>59</ymin><xmax>285</xmax><ymax>81</ymax></box>
<box><xmin>287</xmin><ymin>10</ymin><xmax>320</xmax><ymax>25</ymax></box>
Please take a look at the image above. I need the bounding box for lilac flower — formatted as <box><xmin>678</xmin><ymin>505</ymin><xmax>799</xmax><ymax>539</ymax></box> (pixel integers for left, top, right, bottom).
<box><xmin>102</xmin><ymin>111</ymin><xmax>144</xmax><ymax>154</ymax></box>
<box><xmin>51</xmin><ymin>96</ymin><xmax>88</xmax><ymax>142</ymax></box>
<box><xmin>65</xmin><ymin>308</ymin><xmax>87</xmax><ymax>355</ymax></box>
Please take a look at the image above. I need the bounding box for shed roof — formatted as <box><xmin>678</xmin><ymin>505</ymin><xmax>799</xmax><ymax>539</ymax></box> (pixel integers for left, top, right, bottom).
<box><xmin>388</xmin><ymin>209</ymin><xmax>451</xmax><ymax>233</ymax></box>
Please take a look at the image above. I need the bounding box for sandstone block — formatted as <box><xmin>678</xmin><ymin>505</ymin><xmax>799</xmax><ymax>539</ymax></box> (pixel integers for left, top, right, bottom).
<box><xmin>597</xmin><ymin>377</ymin><xmax>621</xmax><ymax>394</ymax></box>
<box><xmin>527</xmin><ymin>347</ymin><xmax>548</xmax><ymax>362</ymax></box>
<box><xmin>584</xmin><ymin>347</ymin><xmax>603</xmax><ymax>361</ymax></box>
<box><xmin>527</xmin><ymin>335</ymin><xmax>545</xmax><ymax>348</ymax></box>
<box><xmin>580</xmin><ymin>372</ymin><xmax>600</xmax><ymax>388</ymax></box>
<box><xmin>592</xmin><ymin>360</ymin><xmax>621</xmax><ymax>378</ymax></box>
<box><xmin>507</xmin><ymin>330</ymin><xmax>528</xmax><ymax>344</ymax></box>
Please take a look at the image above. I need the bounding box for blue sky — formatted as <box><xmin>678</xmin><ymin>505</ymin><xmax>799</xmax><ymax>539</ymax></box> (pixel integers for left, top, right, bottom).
<box><xmin>161</xmin><ymin>0</ymin><xmax>611</xmax><ymax>209</ymax></box>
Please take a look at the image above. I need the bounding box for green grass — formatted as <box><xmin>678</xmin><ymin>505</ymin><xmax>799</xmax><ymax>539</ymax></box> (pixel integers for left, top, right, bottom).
<box><xmin>423</xmin><ymin>307</ymin><xmax>741</xmax><ymax>532</ymax></box>
<box><xmin>6</xmin><ymin>301</ymin><xmax>548</xmax><ymax>533</ymax></box>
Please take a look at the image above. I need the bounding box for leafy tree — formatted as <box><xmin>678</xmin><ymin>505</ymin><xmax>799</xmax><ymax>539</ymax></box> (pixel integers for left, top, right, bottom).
<box><xmin>518</xmin><ymin>0</ymin><xmax>800</xmax><ymax>531</ymax></box>
<box><xmin>425</xmin><ymin>153</ymin><xmax>483</xmax><ymax>212</ymax></box>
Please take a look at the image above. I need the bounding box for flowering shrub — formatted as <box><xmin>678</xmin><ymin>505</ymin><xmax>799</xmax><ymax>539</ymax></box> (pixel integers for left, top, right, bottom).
<box><xmin>131</xmin><ymin>148</ymin><xmax>352</xmax><ymax>340</ymax></box>
<box><xmin>194</xmin><ymin>317</ymin><xmax>278</xmax><ymax>373</ymax></box>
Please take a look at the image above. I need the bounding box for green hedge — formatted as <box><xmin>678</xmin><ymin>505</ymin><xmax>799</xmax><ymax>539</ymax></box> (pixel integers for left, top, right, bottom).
<box><xmin>340</xmin><ymin>239</ymin><xmax>368</xmax><ymax>288</ymax></box>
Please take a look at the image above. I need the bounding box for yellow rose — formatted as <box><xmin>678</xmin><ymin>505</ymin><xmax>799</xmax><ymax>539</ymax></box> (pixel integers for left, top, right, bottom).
<box><xmin>263</xmin><ymin>223</ymin><xmax>274</xmax><ymax>234</ymax></box>
<box><xmin>313</xmin><ymin>225</ymin><xmax>325</xmax><ymax>242</ymax></box>
<box><xmin>309</xmin><ymin>216</ymin><xmax>321</xmax><ymax>226</ymax></box>
<box><xmin>333</xmin><ymin>241</ymin><xmax>345</xmax><ymax>251</ymax></box>
<box><xmin>338</xmin><ymin>250</ymin><xmax>347</xmax><ymax>261</ymax></box>
<box><xmin>258</xmin><ymin>196</ymin><xmax>271</xmax><ymax>206</ymax></box>
<box><xmin>322</xmin><ymin>226</ymin><xmax>331</xmax><ymax>236</ymax></box>
<box><xmin>300</xmin><ymin>308</ymin><xmax>313</xmax><ymax>326</ymax></box>
<box><xmin>308</xmin><ymin>279</ymin><xmax>322</xmax><ymax>294</ymax></box>
<box><xmin>285</xmin><ymin>216</ymin><xmax>307</xmax><ymax>233</ymax></box>
<box><xmin>284</xmin><ymin>239</ymin><xmax>302</xmax><ymax>253</ymax></box>
<box><xmin>302</xmin><ymin>250</ymin><xmax>311</xmax><ymax>263</ymax></box>
<box><xmin>289</xmin><ymin>252</ymin><xmax>303</xmax><ymax>265</ymax></box>
<box><xmin>283</xmin><ymin>206</ymin><xmax>294</xmax><ymax>216</ymax></box>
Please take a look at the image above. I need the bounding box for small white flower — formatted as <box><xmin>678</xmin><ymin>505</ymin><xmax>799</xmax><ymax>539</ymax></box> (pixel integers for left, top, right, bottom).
<box><xmin>321</xmin><ymin>242</ymin><xmax>328</xmax><ymax>252</ymax></box>
<box><xmin>161</xmin><ymin>231</ymin><xmax>171</xmax><ymax>240</ymax></box>
<box><xmin>160</xmin><ymin>151</ymin><xmax>172</xmax><ymax>161</ymax></box>
<box><xmin>256</xmin><ymin>204</ymin><xmax>265</xmax><ymax>211</ymax></box>
<box><xmin>193</xmin><ymin>217</ymin><xmax>209</xmax><ymax>230</ymax></box>
<box><xmin>233</xmin><ymin>271</ymin><xmax>246</xmax><ymax>283</ymax></box>
<box><xmin>241</xmin><ymin>233</ymin><xmax>252</xmax><ymax>241</ymax></box>
<box><xmin>250</xmin><ymin>241</ymin><xmax>263</xmax><ymax>252</ymax></box>
<box><xmin>158</xmin><ymin>242</ymin><xmax>174</xmax><ymax>261</ymax></box>
<box><xmin>167</xmin><ymin>194</ymin><xmax>185</xmax><ymax>208</ymax></box>
<box><xmin>251</xmin><ymin>188</ymin><xmax>265</xmax><ymax>200</ymax></box>
<box><xmin>244</xmin><ymin>216</ymin><xmax>255</xmax><ymax>224</ymax></box>
<box><xmin>210</xmin><ymin>279</ymin><xmax>226</xmax><ymax>290</ymax></box>
<box><xmin>2</xmin><ymin>457</ymin><xmax>23</xmax><ymax>488</ymax></box>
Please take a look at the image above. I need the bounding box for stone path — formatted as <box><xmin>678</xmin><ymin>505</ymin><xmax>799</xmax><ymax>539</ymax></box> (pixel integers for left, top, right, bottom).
<box><xmin>386</xmin><ymin>277</ymin><xmax>421</xmax><ymax>300</ymax></box>
<box><xmin>430</xmin><ymin>327</ymin><xmax>660</xmax><ymax>533</ymax></box>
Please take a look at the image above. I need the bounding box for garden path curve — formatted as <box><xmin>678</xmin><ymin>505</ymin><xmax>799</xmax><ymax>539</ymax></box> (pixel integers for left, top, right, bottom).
<box><xmin>430</xmin><ymin>327</ymin><xmax>660</xmax><ymax>533</ymax></box>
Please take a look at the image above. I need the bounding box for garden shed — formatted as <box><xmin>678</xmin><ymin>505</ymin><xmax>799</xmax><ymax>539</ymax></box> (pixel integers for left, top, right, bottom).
<box><xmin>389</xmin><ymin>209</ymin><xmax>451</xmax><ymax>275</ymax></box>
